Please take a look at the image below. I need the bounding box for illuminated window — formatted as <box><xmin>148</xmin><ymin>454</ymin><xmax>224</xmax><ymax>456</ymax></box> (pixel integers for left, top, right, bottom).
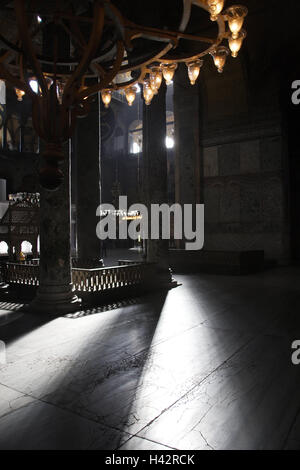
<box><xmin>129</xmin><ymin>112</ymin><xmax>174</xmax><ymax>154</ymax></box>
<box><xmin>166</xmin><ymin>111</ymin><xmax>175</xmax><ymax>150</ymax></box>
<box><xmin>0</xmin><ymin>241</ymin><xmax>8</xmax><ymax>254</ymax></box>
<box><xmin>129</xmin><ymin>120</ymin><xmax>142</xmax><ymax>154</ymax></box>
<box><xmin>21</xmin><ymin>240</ymin><xmax>32</xmax><ymax>253</ymax></box>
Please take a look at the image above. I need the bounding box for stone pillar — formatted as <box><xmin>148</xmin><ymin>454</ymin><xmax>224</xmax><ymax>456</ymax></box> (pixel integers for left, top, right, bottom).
<box><xmin>30</xmin><ymin>145</ymin><xmax>81</xmax><ymax>314</ymax></box>
<box><xmin>142</xmin><ymin>83</ymin><xmax>172</xmax><ymax>284</ymax></box>
<box><xmin>31</xmin><ymin>237</ymin><xmax>38</xmax><ymax>258</ymax></box>
<box><xmin>74</xmin><ymin>95</ymin><xmax>101</xmax><ymax>265</ymax></box>
<box><xmin>173</xmin><ymin>63</ymin><xmax>202</xmax><ymax>248</ymax></box>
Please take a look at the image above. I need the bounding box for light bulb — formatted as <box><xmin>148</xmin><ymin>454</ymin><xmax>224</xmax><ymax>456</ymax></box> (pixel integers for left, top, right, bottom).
<box><xmin>101</xmin><ymin>89</ymin><xmax>112</xmax><ymax>108</ymax></box>
<box><xmin>15</xmin><ymin>88</ymin><xmax>25</xmax><ymax>101</ymax></box>
<box><xmin>207</xmin><ymin>0</ymin><xmax>224</xmax><ymax>21</ymax></box>
<box><xmin>79</xmin><ymin>84</ymin><xmax>88</xmax><ymax>100</ymax></box>
<box><xmin>149</xmin><ymin>67</ymin><xmax>162</xmax><ymax>94</ymax></box>
<box><xmin>143</xmin><ymin>80</ymin><xmax>154</xmax><ymax>105</ymax></box>
<box><xmin>186</xmin><ymin>59</ymin><xmax>203</xmax><ymax>85</ymax></box>
<box><xmin>56</xmin><ymin>81</ymin><xmax>65</xmax><ymax>104</ymax></box>
<box><xmin>228</xmin><ymin>29</ymin><xmax>246</xmax><ymax>57</ymax></box>
<box><xmin>125</xmin><ymin>86</ymin><xmax>136</xmax><ymax>106</ymax></box>
<box><xmin>161</xmin><ymin>63</ymin><xmax>177</xmax><ymax>85</ymax></box>
<box><xmin>29</xmin><ymin>79</ymin><xmax>39</xmax><ymax>93</ymax></box>
<box><xmin>211</xmin><ymin>46</ymin><xmax>229</xmax><ymax>73</ymax></box>
<box><xmin>225</xmin><ymin>5</ymin><xmax>248</xmax><ymax>39</ymax></box>
<box><xmin>44</xmin><ymin>75</ymin><xmax>53</xmax><ymax>90</ymax></box>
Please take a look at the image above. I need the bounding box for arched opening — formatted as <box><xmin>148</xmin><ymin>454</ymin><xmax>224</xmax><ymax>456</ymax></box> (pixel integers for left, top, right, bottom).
<box><xmin>21</xmin><ymin>240</ymin><xmax>32</xmax><ymax>254</ymax></box>
<box><xmin>0</xmin><ymin>240</ymin><xmax>8</xmax><ymax>254</ymax></box>
<box><xmin>128</xmin><ymin>119</ymin><xmax>143</xmax><ymax>155</ymax></box>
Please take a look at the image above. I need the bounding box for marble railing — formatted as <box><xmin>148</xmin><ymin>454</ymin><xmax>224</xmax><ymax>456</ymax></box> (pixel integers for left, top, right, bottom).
<box><xmin>72</xmin><ymin>263</ymin><xmax>149</xmax><ymax>293</ymax></box>
<box><xmin>118</xmin><ymin>259</ymin><xmax>143</xmax><ymax>266</ymax></box>
<box><xmin>5</xmin><ymin>262</ymin><xmax>39</xmax><ymax>286</ymax></box>
<box><xmin>4</xmin><ymin>262</ymin><xmax>150</xmax><ymax>293</ymax></box>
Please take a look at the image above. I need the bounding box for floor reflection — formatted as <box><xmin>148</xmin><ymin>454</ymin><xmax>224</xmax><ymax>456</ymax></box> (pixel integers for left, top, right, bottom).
<box><xmin>0</xmin><ymin>268</ymin><xmax>300</xmax><ymax>449</ymax></box>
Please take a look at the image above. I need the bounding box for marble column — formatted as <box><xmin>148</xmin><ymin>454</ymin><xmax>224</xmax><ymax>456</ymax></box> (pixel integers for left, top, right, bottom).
<box><xmin>30</xmin><ymin>144</ymin><xmax>81</xmax><ymax>314</ymax></box>
<box><xmin>74</xmin><ymin>95</ymin><xmax>101</xmax><ymax>265</ymax></box>
<box><xmin>173</xmin><ymin>63</ymin><xmax>202</xmax><ymax>248</ymax></box>
<box><xmin>142</xmin><ymin>83</ymin><xmax>172</xmax><ymax>284</ymax></box>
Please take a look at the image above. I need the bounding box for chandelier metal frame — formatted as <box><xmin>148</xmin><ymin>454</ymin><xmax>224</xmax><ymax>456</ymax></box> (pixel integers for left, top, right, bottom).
<box><xmin>0</xmin><ymin>0</ymin><xmax>248</xmax><ymax>189</ymax></box>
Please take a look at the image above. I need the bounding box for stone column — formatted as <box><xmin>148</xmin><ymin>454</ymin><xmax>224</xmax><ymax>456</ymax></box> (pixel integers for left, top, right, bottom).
<box><xmin>74</xmin><ymin>95</ymin><xmax>101</xmax><ymax>265</ymax></box>
<box><xmin>30</xmin><ymin>144</ymin><xmax>81</xmax><ymax>314</ymax></box>
<box><xmin>173</xmin><ymin>63</ymin><xmax>202</xmax><ymax>248</ymax></box>
<box><xmin>142</xmin><ymin>83</ymin><xmax>172</xmax><ymax>284</ymax></box>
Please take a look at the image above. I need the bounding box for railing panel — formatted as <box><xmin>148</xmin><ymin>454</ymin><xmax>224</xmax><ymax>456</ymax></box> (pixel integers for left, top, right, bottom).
<box><xmin>5</xmin><ymin>262</ymin><xmax>39</xmax><ymax>286</ymax></box>
<box><xmin>72</xmin><ymin>263</ymin><xmax>149</xmax><ymax>293</ymax></box>
<box><xmin>4</xmin><ymin>262</ymin><xmax>152</xmax><ymax>294</ymax></box>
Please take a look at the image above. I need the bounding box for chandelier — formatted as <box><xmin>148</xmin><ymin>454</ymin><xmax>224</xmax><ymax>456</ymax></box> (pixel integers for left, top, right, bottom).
<box><xmin>0</xmin><ymin>0</ymin><xmax>247</xmax><ymax>190</ymax></box>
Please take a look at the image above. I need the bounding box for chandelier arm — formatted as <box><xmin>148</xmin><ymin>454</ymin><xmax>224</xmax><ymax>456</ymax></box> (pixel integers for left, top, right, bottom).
<box><xmin>91</xmin><ymin>62</ymin><xmax>107</xmax><ymax>80</ymax></box>
<box><xmin>113</xmin><ymin>67</ymin><xmax>147</xmax><ymax>91</ymax></box>
<box><xmin>62</xmin><ymin>1</ymin><xmax>105</xmax><ymax>102</ymax></box>
<box><xmin>0</xmin><ymin>50</ymin><xmax>15</xmax><ymax>65</ymax></box>
<box><xmin>124</xmin><ymin>24</ymin><xmax>215</xmax><ymax>45</ymax></box>
<box><xmin>77</xmin><ymin>40</ymin><xmax>124</xmax><ymax>101</ymax></box>
<box><xmin>59</xmin><ymin>20</ymin><xmax>86</xmax><ymax>53</ymax></box>
<box><xmin>179</xmin><ymin>0</ymin><xmax>192</xmax><ymax>32</ymax></box>
<box><xmin>0</xmin><ymin>62</ymin><xmax>36</xmax><ymax>99</ymax></box>
<box><xmin>32</xmin><ymin>99</ymin><xmax>47</xmax><ymax>141</ymax></box>
<box><xmin>14</xmin><ymin>0</ymin><xmax>48</xmax><ymax>95</ymax></box>
<box><xmin>118</xmin><ymin>43</ymin><xmax>173</xmax><ymax>74</ymax></box>
<box><xmin>159</xmin><ymin>40</ymin><xmax>223</xmax><ymax>63</ymax></box>
<box><xmin>0</xmin><ymin>33</ymin><xmax>23</xmax><ymax>54</ymax></box>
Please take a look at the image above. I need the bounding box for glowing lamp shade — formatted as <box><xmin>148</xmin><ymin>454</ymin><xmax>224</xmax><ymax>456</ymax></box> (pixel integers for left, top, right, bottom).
<box><xmin>150</xmin><ymin>67</ymin><xmax>162</xmax><ymax>94</ymax></box>
<box><xmin>161</xmin><ymin>63</ymin><xmax>177</xmax><ymax>85</ymax></box>
<box><xmin>207</xmin><ymin>0</ymin><xmax>224</xmax><ymax>21</ymax></box>
<box><xmin>143</xmin><ymin>80</ymin><xmax>154</xmax><ymax>105</ymax></box>
<box><xmin>228</xmin><ymin>29</ymin><xmax>246</xmax><ymax>57</ymax></box>
<box><xmin>101</xmin><ymin>89</ymin><xmax>112</xmax><ymax>108</ymax></box>
<box><xmin>225</xmin><ymin>5</ymin><xmax>248</xmax><ymax>39</ymax></box>
<box><xmin>79</xmin><ymin>84</ymin><xmax>88</xmax><ymax>100</ymax></box>
<box><xmin>45</xmin><ymin>75</ymin><xmax>53</xmax><ymax>90</ymax></box>
<box><xmin>211</xmin><ymin>46</ymin><xmax>229</xmax><ymax>73</ymax></box>
<box><xmin>186</xmin><ymin>59</ymin><xmax>203</xmax><ymax>85</ymax></box>
<box><xmin>29</xmin><ymin>79</ymin><xmax>39</xmax><ymax>93</ymax></box>
<box><xmin>125</xmin><ymin>86</ymin><xmax>136</xmax><ymax>106</ymax></box>
<box><xmin>15</xmin><ymin>88</ymin><xmax>25</xmax><ymax>101</ymax></box>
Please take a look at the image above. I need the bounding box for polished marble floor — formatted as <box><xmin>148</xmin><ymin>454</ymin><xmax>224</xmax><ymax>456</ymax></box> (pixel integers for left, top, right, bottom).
<box><xmin>0</xmin><ymin>267</ymin><xmax>300</xmax><ymax>450</ymax></box>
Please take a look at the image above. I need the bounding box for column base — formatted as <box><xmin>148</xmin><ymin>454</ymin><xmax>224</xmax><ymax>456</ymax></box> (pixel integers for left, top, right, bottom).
<box><xmin>145</xmin><ymin>265</ymin><xmax>178</xmax><ymax>290</ymax></box>
<box><xmin>29</xmin><ymin>284</ymin><xmax>82</xmax><ymax>315</ymax></box>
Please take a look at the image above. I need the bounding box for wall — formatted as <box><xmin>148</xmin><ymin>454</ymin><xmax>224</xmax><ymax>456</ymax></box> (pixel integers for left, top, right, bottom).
<box><xmin>198</xmin><ymin>14</ymin><xmax>290</xmax><ymax>263</ymax></box>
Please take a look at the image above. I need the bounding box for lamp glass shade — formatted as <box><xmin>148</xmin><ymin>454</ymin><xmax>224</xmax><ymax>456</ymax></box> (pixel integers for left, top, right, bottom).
<box><xmin>211</xmin><ymin>46</ymin><xmax>229</xmax><ymax>73</ymax></box>
<box><xmin>225</xmin><ymin>5</ymin><xmax>248</xmax><ymax>39</ymax></box>
<box><xmin>228</xmin><ymin>29</ymin><xmax>246</xmax><ymax>57</ymax></box>
<box><xmin>101</xmin><ymin>89</ymin><xmax>112</xmax><ymax>108</ymax></box>
<box><xmin>207</xmin><ymin>0</ymin><xmax>224</xmax><ymax>21</ymax></box>
<box><xmin>161</xmin><ymin>63</ymin><xmax>177</xmax><ymax>85</ymax></box>
<box><xmin>125</xmin><ymin>86</ymin><xmax>136</xmax><ymax>106</ymax></box>
<box><xmin>187</xmin><ymin>60</ymin><xmax>203</xmax><ymax>85</ymax></box>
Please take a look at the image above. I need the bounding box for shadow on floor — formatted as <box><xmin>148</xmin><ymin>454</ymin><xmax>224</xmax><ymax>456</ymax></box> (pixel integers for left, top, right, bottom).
<box><xmin>0</xmin><ymin>288</ymin><xmax>169</xmax><ymax>449</ymax></box>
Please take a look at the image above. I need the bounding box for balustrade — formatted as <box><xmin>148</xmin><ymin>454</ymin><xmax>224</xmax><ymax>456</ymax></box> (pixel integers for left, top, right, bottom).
<box><xmin>3</xmin><ymin>262</ymin><xmax>151</xmax><ymax>294</ymax></box>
